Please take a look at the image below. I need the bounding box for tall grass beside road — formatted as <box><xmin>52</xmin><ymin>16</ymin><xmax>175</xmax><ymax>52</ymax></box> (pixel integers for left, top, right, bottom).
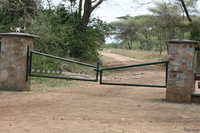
<box><xmin>106</xmin><ymin>48</ymin><xmax>168</xmax><ymax>62</ymax></box>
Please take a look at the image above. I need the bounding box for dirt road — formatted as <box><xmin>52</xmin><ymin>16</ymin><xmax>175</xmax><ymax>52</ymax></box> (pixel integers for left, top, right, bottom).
<box><xmin>99</xmin><ymin>51</ymin><xmax>146</xmax><ymax>67</ymax></box>
<box><xmin>1</xmin><ymin>51</ymin><xmax>200</xmax><ymax>133</ymax></box>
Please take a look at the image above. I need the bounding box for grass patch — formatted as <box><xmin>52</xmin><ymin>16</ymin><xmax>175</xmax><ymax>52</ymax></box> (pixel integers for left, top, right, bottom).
<box><xmin>30</xmin><ymin>77</ymin><xmax>82</xmax><ymax>92</ymax></box>
<box><xmin>153</xmin><ymin>98</ymin><xmax>166</xmax><ymax>103</ymax></box>
<box><xmin>107</xmin><ymin>48</ymin><xmax>168</xmax><ymax>62</ymax></box>
<box><xmin>0</xmin><ymin>77</ymin><xmax>90</xmax><ymax>93</ymax></box>
<box><xmin>99</xmin><ymin>53</ymin><xmax>117</xmax><ymax>67</ymax></box>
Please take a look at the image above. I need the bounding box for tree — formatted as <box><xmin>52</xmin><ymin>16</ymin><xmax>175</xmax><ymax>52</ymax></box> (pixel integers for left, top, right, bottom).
<box><xmin>26</xmin><ymin>0</ymin><xmax>113</xmax><ymax>59</ymax></box>
<box><xmin>148</xmin><ymin>1</ymin><xmax>188</xmax><ymax>54</ymax></box>
<box><xmin>110</xmin><ymin>16</ymin><xmax>141</xmax><ymax>50</ymax></box>
<box><xmin>132</xmin><ymin>0</ymin><xmax>199</xmax><ymax>39</ymax></box>
<box><xmin>110</xmin><ymin>1</ymin><xmax>197</xmax><ymax>54</ymax></box>
<box><xmin>135</xmin><ymin>15</ymin><xmax>157</xmax><ymax>51</ymax></box>
<box><xmin>55</xmin><ymin>0</ymin><xmax>111</xmax><ymax>58</ymax></box>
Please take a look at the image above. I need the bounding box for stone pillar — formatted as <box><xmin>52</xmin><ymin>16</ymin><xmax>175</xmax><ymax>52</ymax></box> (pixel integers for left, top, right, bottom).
<box><xmin>0</xmin><ymin>33</ymin><xmax>38</xmax><ymax>91</ymax></box>
<box><xmin>166</xmin><ymin>39</ymin><xmax>199</xmax><ymax>103</ymax></box>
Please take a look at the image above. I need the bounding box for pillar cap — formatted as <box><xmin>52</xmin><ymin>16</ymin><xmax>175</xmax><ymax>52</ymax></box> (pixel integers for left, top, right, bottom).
<box><xmin>0</xmin><ymin>33</ymin><xmax>39</xmax><ymax>38</ymax></box>
<box><xmin>166</xmin><ymin>39</ymin><xmax>200</xmax><ymax>44</ymax></box>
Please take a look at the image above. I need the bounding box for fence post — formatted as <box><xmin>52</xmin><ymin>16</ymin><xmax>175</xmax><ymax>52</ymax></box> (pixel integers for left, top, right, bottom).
<box><xmin>166</xmin><ymin>39</ymin><xmax>199</xmax><ymax>103</ymax></box>
<box><xmin>0</xmin><ymin>32</ymin><xmax>38</xmax><ymax>91</ymax></box>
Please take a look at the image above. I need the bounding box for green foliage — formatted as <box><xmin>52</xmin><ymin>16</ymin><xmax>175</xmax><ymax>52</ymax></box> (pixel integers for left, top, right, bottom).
<box><xmin>191</xmin><ymin>22</ymin><xmax>200</xmax><ymax>72</ymax></box>
<box><xmin>110</xmin><ymin>17</ymin><xmax>140</xmax><ymax>50</ymax></box>
<box><xmin>27</xmin><ymin>9</ymin><xmax>72</xmax><ymax>57</ymax></box>
<box><xmin>68</xmin><ymin>17</ymin><xmax>113</xmax><ymax>58</ymax></box>
<box><xmin>0</xmin><ymin>1</ymin><xmax>112</xmax><ymax>61</ymax></box>
<box><xmin>30</xmin><ymin>78</ymin><xmax>81</xmax><ymax>92</ymax></box>
<box><xmin>190</xmin><ymin>22</ymin><xmax>200</xmax><ymax>41</ymax></box>
<box><xmin>104</xmin><ymin>43</ymin><xmax>120</xmax><ymax>49</ymax></box>
<box><xmin>68</xmin><ymin>28</ymin><xmax>101</xmax><ymax>58</ymax></box>
<box><xmin>0</xmin><ymin>0</ymin><xmax>38</xmax><ymax>32</ymax></box>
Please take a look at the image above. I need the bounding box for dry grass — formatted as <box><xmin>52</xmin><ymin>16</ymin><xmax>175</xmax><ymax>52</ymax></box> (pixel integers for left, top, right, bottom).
<box><xmin>105</xmin><ymin>48</ymin><xmax>168</xmax><ymax>62</ymax></box>
<box><xmin>99</xmin><ymin>53</ymin><xmax>119</xmax><ymax>67</ymax></box>
<box><xmin>30</xmin><ymin>77</ymin><xmax>83</xmax><ymax>92</ymax></box>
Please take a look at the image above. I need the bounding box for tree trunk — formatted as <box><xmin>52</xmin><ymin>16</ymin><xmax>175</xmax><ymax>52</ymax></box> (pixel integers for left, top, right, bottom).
<box><xmin>23</xmin><ymin>0</ymin><xmax>27</xmax><ymax>28</ymax></box>
<box><xmin>78</xmin><ymin>0</ymin><xmax>83</xmax><ymax>18</ymax></box>
<box><xmin>82</xmin><ymin>0</ymin><xmax>92</xmax><ymax>29</ymax></box>
<box><xmin>81</xmin><ymin>0</ymin><xmax>104</xmax><ymax>29</ymax></box>
<box><xmin>159</xmin><ymin>41</ymin><xmax>163</xmax><ymax>55</ymax></box>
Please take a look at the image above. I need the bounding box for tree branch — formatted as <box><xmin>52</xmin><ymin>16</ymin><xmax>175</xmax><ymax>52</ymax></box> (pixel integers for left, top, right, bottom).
<box><xmin>140</xmin><ymin>0</ymin><xmax>154</xmax><ymax>5</ymax></box>
<box><xmin>78</xmin><ymin>0</ymin><xmax>83</xmax><ymax>18</ymax></box>
<box><xmin>91</xmin><ymin>0</ymin><xmax>103</xmax><ymax>11</ymax></box>
<box><xmin>179</xmin><ymin>0</ymin><xmax>192</xmax><ymax>22</ymax></box>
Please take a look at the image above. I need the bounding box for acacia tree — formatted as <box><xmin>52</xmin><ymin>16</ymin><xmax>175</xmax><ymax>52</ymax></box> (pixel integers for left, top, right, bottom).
<box><xmin>110</xmin><ymin>1</ymin><xmax>197</xmax><ymax>54</ymax></box>
<box><xmin>135</xmin><ymin>15</ymin><xmax>157</xmax><ymax>51</ymax></box>
<box><xmin>111</xmin><ymin>16</ymin><xmax>141</xmax><ymax>50</ymax></box>
<box><xmin>148</xmin><ymin>2</ymin><xmax>186</xmax><ymax>55</ymax></box>
<box><xmin>132</xmin><ymin>0</ymin><xmax>198</xmax><ymax>38</ymax></box>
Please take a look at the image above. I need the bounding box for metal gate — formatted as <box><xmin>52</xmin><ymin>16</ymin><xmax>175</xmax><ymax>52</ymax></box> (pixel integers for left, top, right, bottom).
<box><xmin>26</xmin><ymin>48</ymin><xmax>168</xmax><ymax>88</ymax></box>
<box><xmin>26</xmin><ymin>47</ymin><xmax>99</xmax><ymax>82</ymax></box>
<box><xmin>99</xmin><ymin>61</ymin><xmax>168</xmax><ymax>88</ymax></box>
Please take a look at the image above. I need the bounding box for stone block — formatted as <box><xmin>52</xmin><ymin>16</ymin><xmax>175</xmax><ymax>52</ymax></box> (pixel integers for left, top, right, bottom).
<box><xmin>180</xmin><ymin>63</ymin><xmax>187</xmax><ymax>70</ymax></box>
<box><xmin>174</xmin><ymin>54</ymin><xmax>182</xmax><ymax>61</ymax></box>
<box><xmin>0</xmin><ymin>69</ymin><xmax>8</xmax><ymax>82</ymax></box>
<box><xmin>171</xmin><ymin>61</ymin><xmax>181</xmax><ymax>66</ymax></box>
<box><xmin>186</xmin><ymin>52</ymin><xmax>193</xmax><ymax>58</ymax></box>
<box><xmin>178</xmin><ymin>49</ymin><xmax>185</xmax><ymax>56</ymax></box>
<box><xmin>16</xmin><ymin>58</ymin><xmax>24</xmax><ymax>64</ymax></box>
<box><xmin>183</xmin><ymin>44</ymin><xmax>187</xmax><ymax>48</ymax></box>
<box><xmin>189</xmin><ymin>45</ymin><xmax>193</xmax><ymax>49</ymax></box>
<box><xmin>172</xmin><ymin>44</ymin><xmax>181</xmax><ymax>48</ymax></box>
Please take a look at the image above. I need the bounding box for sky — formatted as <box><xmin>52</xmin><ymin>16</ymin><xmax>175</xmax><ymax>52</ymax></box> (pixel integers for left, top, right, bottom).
<box><xmin>92</xmin><ymin>0</ymin><xmax>153</xmax><ymax>23</ymax></box>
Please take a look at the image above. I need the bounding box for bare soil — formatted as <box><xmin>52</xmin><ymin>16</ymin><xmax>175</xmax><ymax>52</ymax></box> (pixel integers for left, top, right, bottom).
<box><xmin>1</xmin><ymin>51</ymin><xmax>200</xmax><ymax>133</ymax></box>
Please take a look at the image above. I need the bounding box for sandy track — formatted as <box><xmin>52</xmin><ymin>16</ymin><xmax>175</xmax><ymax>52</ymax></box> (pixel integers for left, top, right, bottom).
<box><xmin>99</xmin><ymin>51</ymin><xmax>146</xmax><ymax>67</ymax></box>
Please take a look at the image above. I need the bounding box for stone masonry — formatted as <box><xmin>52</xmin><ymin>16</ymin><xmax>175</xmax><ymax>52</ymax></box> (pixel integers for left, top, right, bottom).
<box><xmin>0</xmin><ymin>33</ymin><xmax>38</xmax><ymax>91</ymax></box>
<box><xmin>166</xmin><ymin>39</ymin><xmax>199</xmax><ymax>103</ymax></box>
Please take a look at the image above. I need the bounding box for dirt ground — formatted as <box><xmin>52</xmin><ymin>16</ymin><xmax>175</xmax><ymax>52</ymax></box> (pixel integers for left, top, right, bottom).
<box><xmin>1</xmin><ymin>51</ymin><xmax>200</xmax><ymax>133</ymax></box>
